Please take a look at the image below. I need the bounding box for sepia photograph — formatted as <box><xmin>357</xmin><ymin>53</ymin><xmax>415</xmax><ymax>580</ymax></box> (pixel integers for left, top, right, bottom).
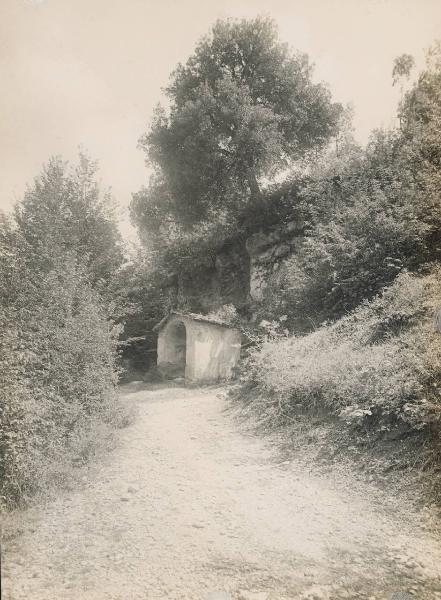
<box><xmin>1</xmin><ymin>1</ymin><xmax>441</xmax><ymax>599</ymax></box>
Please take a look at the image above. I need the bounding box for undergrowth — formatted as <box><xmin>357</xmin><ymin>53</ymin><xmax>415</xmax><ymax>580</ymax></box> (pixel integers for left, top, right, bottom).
<box><xmin>0</xmin><ymin>259</ymin><xmax>137</xmax><ymax>511</ymax></box>
<box><xmin>232</xmin><ymin>267</ymin><xmax>441</xmax><ymax>502</ymax></box>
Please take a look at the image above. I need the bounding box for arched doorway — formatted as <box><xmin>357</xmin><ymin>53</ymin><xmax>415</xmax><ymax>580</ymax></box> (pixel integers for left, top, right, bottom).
<box><xmin>159</xmin><ymin>319</ymin><xmax>187</xmax><ymax>377</ymax></box>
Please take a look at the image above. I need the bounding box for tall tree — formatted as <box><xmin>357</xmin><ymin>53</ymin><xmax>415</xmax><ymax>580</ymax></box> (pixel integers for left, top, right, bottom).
<box><xmin>133</xmin><ymin>17</ymin><xmax>342</xmax><ymax>231</ymax></box>
<box><xmin>15</xmin><ymin>153</ymin><xmax>124</xmax><ymax>289</ymax></box>
<box><xmin>0</xmin><ymin>155</ymin><xmax>126</xmax><ymax>508</ymax></box>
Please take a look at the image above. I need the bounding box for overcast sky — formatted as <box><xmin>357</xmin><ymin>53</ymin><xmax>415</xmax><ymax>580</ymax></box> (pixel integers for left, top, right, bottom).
<box><xmin>1</xmin><ymin>0</ymin><xmax>441</xmax><ymax>238</ymax></box>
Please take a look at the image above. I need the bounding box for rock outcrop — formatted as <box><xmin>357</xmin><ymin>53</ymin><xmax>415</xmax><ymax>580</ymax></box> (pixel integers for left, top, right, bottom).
<box><xmin>246</xmin><ymin>219</ymin><xmax>304</xmax><ymax>300</ymax></box>
<box><xmin>176</xmin><ymin>220</ymin><xmax>304</xmax><ymax>310</ymax></box>
<box><xmin>177</xmin><ymin>239</ymin><xmax>250</xmax><ymax>312</ymax></box>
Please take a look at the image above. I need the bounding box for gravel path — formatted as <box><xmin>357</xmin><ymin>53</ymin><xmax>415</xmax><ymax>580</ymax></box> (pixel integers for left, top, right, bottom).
<box><xmin>3</xmin><ymin>384</ymin><xmax>441</xmax><ymax>600</ymax></box>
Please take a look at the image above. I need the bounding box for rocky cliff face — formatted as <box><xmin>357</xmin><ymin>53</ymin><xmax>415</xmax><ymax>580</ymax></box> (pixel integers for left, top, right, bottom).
<box><xmin>177</xmin><ymin>220</ymin><xmax>304</xmax><ymax>312</ymax></box>
<box><xmin>246</xmin><ymin>219</ymin><xmax>304</xmax><ymax>301</ymax></box>
<box><xmin>177</xmin><ymin>239</ymin><xmax>250</xmax><ymax>312</ymax></box>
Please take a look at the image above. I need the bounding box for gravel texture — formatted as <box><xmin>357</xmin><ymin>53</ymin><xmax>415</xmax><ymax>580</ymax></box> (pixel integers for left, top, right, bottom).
<box><xmin>3</xmin><ymin>384</ymin><xmax>441</xmax><ymax>599</ymax></box>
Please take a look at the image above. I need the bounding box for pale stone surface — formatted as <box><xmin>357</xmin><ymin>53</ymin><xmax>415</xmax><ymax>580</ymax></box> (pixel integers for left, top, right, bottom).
<box><xmin>157</xmin><ymin>314</ymin><xmax>241</xmax><ymax>383</ymax></box>
<box><xmin>206</xmin><ymin>592</ymin><xmax>233</xmax><ymax>600</ymax></box>
<box><xmin>173</xmin><ymin>221</ymin><xmax>304</xmax><ymax>309</ymax></box>
<box><xmin>167</xmin><ymin>220</ymin><xmax>304</xmax><ymax>309</ymax></box>
<box><xmin>245</xmin><ymin>220</ymin><xmax>304</xmax><ymax>301</ymax></box>
<box><xmin>238</xmin><ymin>591</ymin><xmax>269</xmax><ymax>600</ymax></box>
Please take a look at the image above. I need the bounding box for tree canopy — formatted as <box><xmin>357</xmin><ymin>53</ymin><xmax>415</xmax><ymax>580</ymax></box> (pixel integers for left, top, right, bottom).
<box><xmin>133</xmin><ymin>17</ymin><xmax>342</xmax><ymax>233</ymax></box>
<box><xmin>14</xmin><ymin>154</ymin><xmax>124</xmax><ymax>290</ymax></box>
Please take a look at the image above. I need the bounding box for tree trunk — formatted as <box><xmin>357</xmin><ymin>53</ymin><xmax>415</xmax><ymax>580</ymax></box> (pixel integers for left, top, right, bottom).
<box><xmin>246</xmin><ymin>168</ymin><xmax>263</xmax><ymax>201</ymax></box>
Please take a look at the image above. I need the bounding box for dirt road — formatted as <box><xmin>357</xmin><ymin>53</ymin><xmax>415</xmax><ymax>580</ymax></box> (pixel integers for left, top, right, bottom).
<box><xmin>3</xmin><ymin>385</ymin><xmax>441</xmax><ymax>600</ymax></box>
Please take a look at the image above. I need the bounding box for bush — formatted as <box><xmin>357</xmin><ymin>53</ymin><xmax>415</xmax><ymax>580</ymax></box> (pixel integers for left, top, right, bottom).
<box><xmin>0</xmin><ymin>251</ymin><xmax>130</xmax><ymax>509</ymax></box>
<box><xmin>236</xmin><ymin>269</ymin><xmax>441</xmax><ymax>437</ymax></box>
<box><xmin>255</xmin><ymin>130</ymin><xmax>440</xmax><ymax>331</ymax></box>
<box><xmin>0</xmin><ymin>310</ymin><xmax>33</xmax><ymax>506</ymax></box>
<box><xmin>0</xmin><ymin>155</ymin><xmax>132</xmax><ymax>509</ymax></box>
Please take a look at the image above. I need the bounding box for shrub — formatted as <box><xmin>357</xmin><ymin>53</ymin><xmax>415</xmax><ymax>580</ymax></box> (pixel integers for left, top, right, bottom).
<box><xmin>0</xmin><ymin>309</ymin><xmax>33</xmax><ymax>506</ymax></box>
<box><xmin>0</xmin><ymin>253</ymin><xmax>129</xmax><ymax>509</ymax></box>
<box><xmin>237</xmin><ymin>269</ymin><xmax>441</xmax><ymax>437</ymax></box>
<box><xmin>255</xmin><ymin>130</ymin><xmax>440</xmax><ymax>331</ymax></box>
<box><xmin>0</xmin><ymin>154</ymin><xmax>132</xmax><ymax>509</ymax></box>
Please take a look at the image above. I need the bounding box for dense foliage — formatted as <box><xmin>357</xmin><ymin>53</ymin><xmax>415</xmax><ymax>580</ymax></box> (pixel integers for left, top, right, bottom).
<box><xmin>234</xmin><ymin>268</ymin><xmax>441</xmax><ymax>497</ymax></box>
<box><xmin>256</xmin><ymin>48</ymin><xmax>441</xmax><ymax>330</ymax></box>
<box><xmin>241</xmin><ymin>270</ymin><xmax>440</xmax><ymax>431</ymax></box>
<box><xmin>232</xmin><ymin>47</ymin><xmax>441</xmax><ymax>493</ymax></box>
<box><xmin>0</xmin><ymin>156</ymin><xmax>128</xmax><ymax>508</ymax></box>
<box><xmin>14</xmin><ymin>155</ymin><xmax>124</xmax><ymax>292</ymax></box>
<box><xmin>132</xmin><ymin>16</ymin><xmax>342</xmax><ymax>241</ymax></box>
